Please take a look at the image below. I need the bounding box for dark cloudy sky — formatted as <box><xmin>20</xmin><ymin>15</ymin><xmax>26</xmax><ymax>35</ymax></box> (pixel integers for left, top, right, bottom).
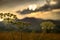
<box><xmin>0</xmin><ymin>0</ymin><xmax>45</xmax><ymax>13</ymax></box>
<box><xmin>0</xmin><ymin>0</ymin><xmax>60</xmax><ymax>20</ymax></box>
<box><xmin>0</xmin><ymin>0</ymin><xmax>45</xmax><ymax>11</ymax></box>
<box><xmin>0</xmin><ymin>0</ymin><xmax>45</xmax><ymax>6</ymax></box>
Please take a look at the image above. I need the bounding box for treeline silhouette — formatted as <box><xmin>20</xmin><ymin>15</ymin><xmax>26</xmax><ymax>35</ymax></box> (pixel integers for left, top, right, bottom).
<box><xmin>0</xmin><ymin>15</ymin><xmax>60</xmax><ymax>33</ymax></box>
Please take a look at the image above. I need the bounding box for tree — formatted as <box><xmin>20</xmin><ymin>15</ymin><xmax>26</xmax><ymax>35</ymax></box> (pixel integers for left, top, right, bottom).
<box><xmin>40</xmin><ymin>21</ymin><xmax>56</xmax><ymax>39</ymax></box>
<box><xmin>3</xmin><ymin>13</ymin><xmax>17</xmax><ymax>24</ymax></box>
<box><xmin>3</xmin><ymin>13</ymin><xmax>18</xmax><ymax>40</ymax></box>
<box><xmin>2</xmin><ymin>13</ymin><xmax>17</xmax><ymax>32</ymax></box>
<box><xmin>13</xmin><ymin>21</ymin><xmax>31</xmax><ymax>40</ymax></box>
<box><xmin>0</xmin><ymin>13</ymin><xmax>3</xmax><ymax>19</ymax></box>
<box><xmin>13</xmin><ymin>15</ymin><xmax>17</xmax><ymax>19</ymax></box>
<box><xmin>4</xmin><ymin>13</ymin><xmax>7</xmax><ymax>17</ymax></box>
<box><xmin>40</xmin><ymin>21</ymin><xmax>56</xmax><ymax>33</ymax></box>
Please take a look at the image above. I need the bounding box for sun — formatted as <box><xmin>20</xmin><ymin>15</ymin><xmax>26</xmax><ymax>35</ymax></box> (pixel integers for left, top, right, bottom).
<box><xmin>0</xmin><ymin>18</ymin><xmax>3</xmax><ymax>22</ymax></box>
<box><xmin>28</xmin><ymin>4</ymin><xmax>37</xmax><ymax>11</ymax></box>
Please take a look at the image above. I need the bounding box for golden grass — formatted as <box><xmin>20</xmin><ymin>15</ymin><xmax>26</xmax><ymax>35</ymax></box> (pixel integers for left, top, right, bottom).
<box><xmin>0</xmin><ymin>32</ymin><xmax>60</xmax><ymax>40</ymax></box>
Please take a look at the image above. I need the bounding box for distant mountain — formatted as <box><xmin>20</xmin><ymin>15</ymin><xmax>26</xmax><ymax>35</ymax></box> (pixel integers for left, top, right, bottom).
<box><xmin>18</xmin><ymin>17</ymin><xmax>60</xmax><ymax>31</ymax></box>
<box><xmin>20</xmin><ymin>17</ymin><xmax>60</xmax><ymax>25</ymax></box>
<box><xmin>0</xmin><ymin>22</ymin><xmax>19</xmax><ymax>31</ymax></box>
<box><xmin>0</xmin><ymin>17</ymin><xmax>60</xmax><ymax>32</ymax></box>
<box><xmin>20</xmin><ymin>17</ymin><xmax>43</xmax><ymax>23</ymax></box>
<box><xmin>0</xmin><ymin>22</ymin><xmax>8</xmax><ymax>31</ymax></box>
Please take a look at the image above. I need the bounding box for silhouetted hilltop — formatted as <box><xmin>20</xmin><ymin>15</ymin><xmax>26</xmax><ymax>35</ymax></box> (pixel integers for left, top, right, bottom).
<box><xmin>0</xmin><ymin>17</ymin><xmax>60</xmax><ymax>32</ymax></box>
<box><xmin>17</xmin><ymin>17</ymin><xmax>60</xmax><ymax>32</ymax></box>
<box><xmin>19</xmin><ymin>17</ymin><xmax>60</xmax><ymax>26</ymax></box>
<box><xmin>20</xmin><ymin>17</ymin><xmax>43</xmax><ymax>23</ymax></box>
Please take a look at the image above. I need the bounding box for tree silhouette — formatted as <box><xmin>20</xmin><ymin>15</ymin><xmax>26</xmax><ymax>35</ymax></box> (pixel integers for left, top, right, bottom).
<box><xmin>13</xmin><ymin>15</ymin><xmax>17</xmax><ymax>19</ymax></box>
<box><xmin>3</xmin><ymin>13</ymin><xmax>18</xmax><ymax>40</ymax></box>
<box><xmin>2</xmin><ymin>13</ymin><xmax>17</xmax><ymax>31</ymax></box>
<box><xmin>3</xmin><ymin>13</ymin><xmax>17</xmax><ymax>24</ymax></box>
<box><xmin>40</xmin><ymin>21</ymin><xmax>56</xmax><ymax>33</ymax></box>
<box><xmin>0</xmin><ymin>13</ymin><xmax>3</xmax><ymax>19</ymax></box>
<box><xmin>40</xmin><ymin>21</ymin><xmax>56</xmax><ymax>39</ymax></box>
<box><xmin>13</xmin><ymin>21</ymin><xmax>31</xmax><ymax>40</ymax></box>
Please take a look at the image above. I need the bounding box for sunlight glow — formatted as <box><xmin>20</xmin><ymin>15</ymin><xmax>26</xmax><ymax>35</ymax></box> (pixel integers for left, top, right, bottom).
<box><xmin>0</xmin><ymin>19</ymin><xmax>3</xmax><ymax>22</ymax></box>
<box><xmin>50</xmin><ymin>1</ymin><xmax>57</xmax><ymax>5</ymax></box>
<box><xmin>28</xmin><ymin>4</ymin><xmax>37</xmax><ymax>11</ymax></box>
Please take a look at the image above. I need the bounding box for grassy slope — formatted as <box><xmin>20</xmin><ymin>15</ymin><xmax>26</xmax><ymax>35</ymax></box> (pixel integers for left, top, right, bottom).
<box><xmin>0</xmin><ymin>32</ymin><xmax>60</xmax><ymax>40</ymax></box>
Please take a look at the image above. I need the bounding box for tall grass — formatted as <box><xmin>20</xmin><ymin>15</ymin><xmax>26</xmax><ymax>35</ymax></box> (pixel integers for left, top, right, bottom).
<box><xmin>0</xmin><ymin>32</ymin><xmax>60</xmax><ymax>40</ymax></box>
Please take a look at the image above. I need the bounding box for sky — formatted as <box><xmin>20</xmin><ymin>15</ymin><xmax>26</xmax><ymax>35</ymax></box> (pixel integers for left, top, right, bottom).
<box><xmin>0</xmin><ymin>0</ymin><xmax>60</xmax><ymax>20</ymax></box>
<box><xmin>0</xmin><ymin>0</ymin><xmax>45</xmax><ymax>7</ymax></box>
<box><xmin>0</xmin><ymin>0</ymin><xmax>45</xmax><ymax>12</ymax></box>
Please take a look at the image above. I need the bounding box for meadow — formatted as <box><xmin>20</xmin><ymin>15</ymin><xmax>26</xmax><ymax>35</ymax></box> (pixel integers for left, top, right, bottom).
<box><xmin>0</xmin><ymin>31</ymin><xmax>60</xmax><ymax>40</ymax></box>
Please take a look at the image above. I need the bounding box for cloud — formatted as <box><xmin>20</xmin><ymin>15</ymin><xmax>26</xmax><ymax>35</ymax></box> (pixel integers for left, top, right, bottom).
<box><xmin>0</xmin><ymin>0</ymin><xmax>44</xmax><ymax>6</ymax></box>
<box><xmin>16</xmin><ymin>0</ymin><xmax>60</xmax><ymax>15</ymax></box>
<box><xmin>16</xmin><ymin>8</ymin><xmax>37</xmax><ymax>14</ymax></box>
<box><xmin>51</xmin><ymin>0</ymin><xmax>60</xmax><ymax>9</ymax></box>
<box><xmin>16</xmin><ymin>4</ymin><xmax>52</xmax><ymax>14</ymax></box>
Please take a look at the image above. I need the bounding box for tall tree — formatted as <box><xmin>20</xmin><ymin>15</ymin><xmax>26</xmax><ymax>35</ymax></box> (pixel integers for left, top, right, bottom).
<box><xmin>0</xmin><ymin>13</ymin><xmax>3</xmax><ymax>19</ymax></box>
<box><xmin>3</xmin><ymin>13</ymin><xmax>17</xmax><ymax>31</ymax></box>
<box><xmin>3</xmin><ymin>13</ymin><xmax>18</xmax><ymax>40</ymax></box>
<box><xmin>13</xmin><ymin>21</ymin><xmax>31</xmax><ymax>40</ymax></box>
<box><xmin>13</xmin><ymin>15</ymin><xmax>17</xmax><ymax>20</ymax></box>
<box><xmin>40</xmin><ymin>21</ymin><xmax>56</xmax><ymax>33</ymax></box>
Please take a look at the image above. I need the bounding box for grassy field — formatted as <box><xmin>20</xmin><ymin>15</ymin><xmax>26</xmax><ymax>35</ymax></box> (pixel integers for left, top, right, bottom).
<box><xmin>0</xmin><ymin>32</ymin><xmax>60</xmax><ymax>40</ymax></box>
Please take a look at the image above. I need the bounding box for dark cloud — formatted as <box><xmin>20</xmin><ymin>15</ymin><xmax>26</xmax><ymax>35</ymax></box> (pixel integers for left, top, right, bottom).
<box><xmin>0</xmin><ymin>0</ymin><xmax>43</xmax><ymax>6</ymax></box>
<box><xmin>16</xmin><ymin>3</ymin><xmax>51</xmax><ymax>14</ymax></box>
<box><xmin>16</xmin><ymin>8</ymin><xmax>39</xmax><ymax>14</ymax></box>
<box><xmin>16</xmin><ymin>0</ymin><xmax>60</xmax><ymax>15</ymax></box>
<box><xmin>16</xmin><ymin>4</ymin><xmax>52</xmax><ymax>14</ymax></box>
<box><xmin>54</xmin><ymin>0</ymin><xmax>60</xmax><ymax>8</ymax></box>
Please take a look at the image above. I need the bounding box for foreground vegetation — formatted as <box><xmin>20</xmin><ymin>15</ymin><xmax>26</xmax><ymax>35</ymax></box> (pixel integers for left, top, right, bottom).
<box><xmin>0</xmin><ymin>31</ymin><xmax>60</xmax><ymax>40</ymax></box>
<box><xmin>0</xmin><ymin>13</ymin><xmax>60</xmax><ymax>40</ymax></box>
